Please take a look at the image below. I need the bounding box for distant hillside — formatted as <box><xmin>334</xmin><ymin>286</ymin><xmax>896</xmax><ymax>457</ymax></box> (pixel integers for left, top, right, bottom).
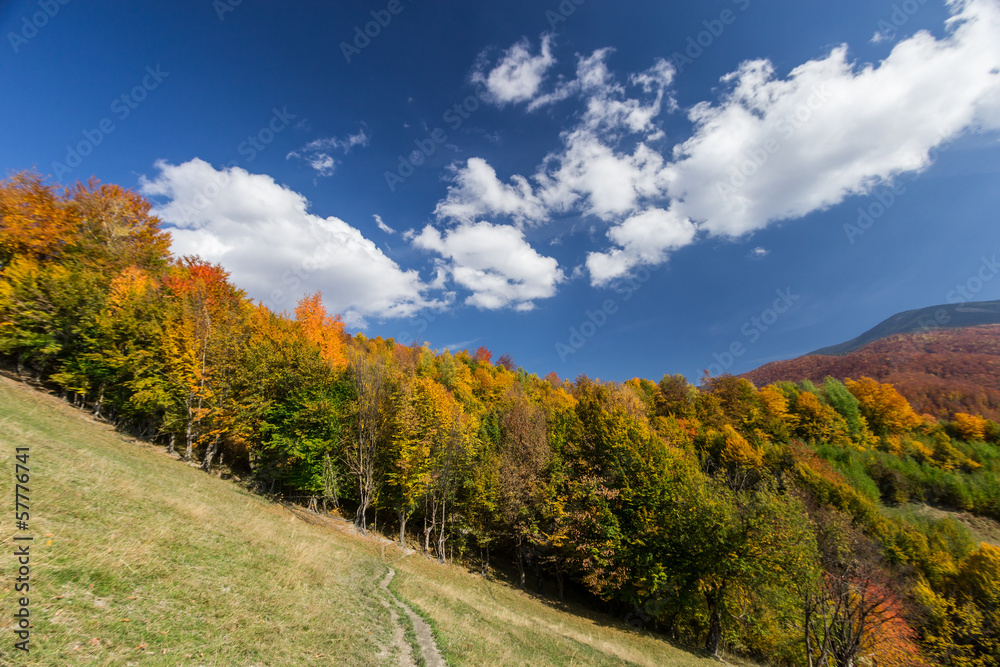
<box><xmin>743</xmin><ymin>324</ymin><xmax>1000</xmax><ymax>420</ymax></box>
<box><xmin>810</xmin><ymin>300</ymin><xmax>1000</xmax><ymax>356</ymax></box>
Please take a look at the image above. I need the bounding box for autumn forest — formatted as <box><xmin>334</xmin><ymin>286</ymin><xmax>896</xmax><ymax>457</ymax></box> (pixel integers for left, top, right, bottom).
<box><xmin>2</xmin><ymin>171</ymin><xmax>1000</xmax><ymax>666</ymax></box>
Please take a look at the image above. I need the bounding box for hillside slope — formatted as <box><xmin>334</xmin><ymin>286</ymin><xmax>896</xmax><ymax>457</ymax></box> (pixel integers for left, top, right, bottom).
<box><xmin>809</xmin><ymin>299</ymin><xmax>1000</xmax><ymax>356</ymax></box>
<box><xmin>743</xmin><ymin>324</ymin><xmax>1000</xmax><ymax>420</ymax></box>
<box><xmin>0</xmin><ymin>376</ymin><xmax>727</xmax><ymax>667</ymax></box>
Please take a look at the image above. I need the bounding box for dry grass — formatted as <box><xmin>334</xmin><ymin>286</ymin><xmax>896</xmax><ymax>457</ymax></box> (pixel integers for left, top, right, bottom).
<box><xmin>0</xmin><ymin>376</ymin><xmax>745</xmax><ymax>666</ymax></box>
<box><xmin>902</xmin><ymin>502</ymin><xmax>1000</xmax><ymax>547</ymax></box>
<box><xmin>0</xmin><ymin>377</ymin><xmax>396</xmax><ymax>666</ymax></box>
<box><xmin>390</xmin><ymin>555</ymin><xmax>727</xmax><ymax>667</ymax></box>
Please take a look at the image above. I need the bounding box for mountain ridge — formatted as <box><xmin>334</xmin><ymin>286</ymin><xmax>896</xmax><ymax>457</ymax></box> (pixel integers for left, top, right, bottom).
<box><xmin>809</xmin><ymin>299</ymin><xmax>1000</xmax><ymax>357</ymax></box>
<box><xmin>743</xmin><ymin>323</ymin><xmax>1000</xmax><ymax>420</ymax></box>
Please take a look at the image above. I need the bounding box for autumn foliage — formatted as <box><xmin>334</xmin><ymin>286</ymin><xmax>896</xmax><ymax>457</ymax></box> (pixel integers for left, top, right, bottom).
<box><xmin>3</xmin><ymin>171</ymin><xmax>1000</xmax><ymax>666</ymax></box>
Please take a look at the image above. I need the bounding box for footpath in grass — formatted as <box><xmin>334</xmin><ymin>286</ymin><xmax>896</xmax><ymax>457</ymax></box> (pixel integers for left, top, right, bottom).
<box><xmin>0</xmin><ymin>376</ymin><xmax>732</xmax><ymax>666</ymax></box>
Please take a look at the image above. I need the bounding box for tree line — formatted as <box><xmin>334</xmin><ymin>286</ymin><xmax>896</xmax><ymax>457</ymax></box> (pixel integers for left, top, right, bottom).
<box><xmin>2</xmin><ymin>171</ymin><xmax>999</xmax><ymax>665</ymax></box>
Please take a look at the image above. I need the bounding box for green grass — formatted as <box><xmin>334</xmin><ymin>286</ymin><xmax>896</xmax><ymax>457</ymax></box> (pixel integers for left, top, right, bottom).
<box><xmin>0</xmin><ymin>376</ymin><xmax>734</xmax><ymax>666</ymax></box>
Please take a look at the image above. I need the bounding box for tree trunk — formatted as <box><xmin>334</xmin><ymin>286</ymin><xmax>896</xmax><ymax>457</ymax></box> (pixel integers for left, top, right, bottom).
<box><xmin>436</xmin><ymin>497</ymin><xmax>447</xmax><ymax>563</ymax></box>
<box><xmin>93</xmin><ymin>384</ymin><xmax>104</xmax><ymax>418</ymax></box>
<box><xmin>201</xmin><ymin>434</ymin><xmax>220</xmax><ymax>472</ymax></box>
<box><xmin>705</xmin><ymin>589</ymin><xmax>724</xmax><ymax>657</ymax></box>
<box><xmin>184</xmin><ymin>393</ymin><xmax>196</xmax><ymax>462</ymax></box>
<box><xmin>398</xmin><ymin>507</ymin><xmax>408</xmax><ymax>548</ymax></box>
<box><xmin>517</xmin><ymin>542</ymin><xmax>526</xmax><ymax>590</ymax></box>
<box><xmin>423</xmin><ymin>506</ymin><xmax>434</xmax><ymax>555</ymax></box>
<box><xmin>805</xmin><ymin>600</ymin><xmax>814</xmax><ymax>667</ymax></box>
<box><xmin>356</xmin><ymin>495</ymin><xmax>370</xmax><ymax>534</ymax></box>
<box><xmin>166</xmin><ymin>433</ymin><xmax>176</xmax><ymax>456</ymax></box>
<box><xmin>534</xmin><ymin>554</ymin><xmax>543</xmax><ymax>594</ymax></box>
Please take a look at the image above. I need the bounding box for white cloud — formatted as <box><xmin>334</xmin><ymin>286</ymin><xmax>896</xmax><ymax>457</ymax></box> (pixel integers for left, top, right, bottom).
<box><xmin>287</xmin><ymin>128</ymin><xmax>370</xmax><ymax>177</ymax></box>
<box><xmin>473</xmin><ymin>34</ymin><xmax>556</xmax><ymax>107</ymax></box>
<box><xmin>139</xmin><ymin>159</ymin><xmax>439</xmax><ymax>325</ymax></box>
<box><xmin>535</xmin><ymin>131</ymin><xmax>670</xmax><ymax>220</ymax></box>
<box><xmin>374</xmin><ymin>214</ymin><xmax>395</xmax><ymax>235</ymax></box>
<box><xmin>437</xmin><ymin>53</ymin><xmax>676</xmax><ymax>226</ymax></box>
<box><xmin>412</xmin><ymin>221</ymin><xmax>564</xmax><ymax>311</ymax></box>
<box><xmin>434</xmin><ymin>158</ymin><xmax>548</xmax><ymax>224</ymax></box>
<box><xmin>664</xmin><ymin>0</ymin><xmax>1000</xmax><ymax>238</ymax></box>
<box><xmin>436</xmin><ymin>0</ymin><xmax>1000</xmax><ymax>287</ymax></box>
<box><xmin>586</xmin><ymin>207</ymin><xmax>696</xmax><ymax>285</ymax></box>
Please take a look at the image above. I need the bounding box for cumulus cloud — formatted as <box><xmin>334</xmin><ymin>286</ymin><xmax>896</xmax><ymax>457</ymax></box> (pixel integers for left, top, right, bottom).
<box><xmin>412</xmin><ymin>221</ymin><xmax>564</xmax><ymax>311</ymax></box>
<box><xmin>586</xmin><ymin>207</ymin><xmax>696</xmax><ymax>285</ymax></box>
<box><xmin>433</xmin><ymin>158</ymin><xmax>548</xmax><ymax>225</ymax></box>
<box><xmin>437</xmin><ymin>52</ymin><xmax>676</xmax><ymax>226</ymax></box>
<box><xmin>140</xmin><ymin>159</ymin><xmax>438</xmax><ymax>325</ymax></box>
<box><xmin>287</xmin><ymin>127</ymin><xmax>370</xmax><ymax>177</ymax></box>
<box><xmin>473</xmin><ymin>34</ymin><xmax>556</xmax><ymax>107</ymax></box>
<box><xmin>664</xmin><ymin>0</ymin><xmax>1000</xmax><ymax>238</ymax></box>
<box><xmin>436</xmin><ymin>0</ymin><xmax>1000</xmax><ymax>287</ymax></box>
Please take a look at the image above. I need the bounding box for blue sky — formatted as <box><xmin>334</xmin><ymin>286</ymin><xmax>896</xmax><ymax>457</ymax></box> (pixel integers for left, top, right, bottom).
<box><xmin>3</xmin><ymin>0</ymin><xmax>999</xmax><ymax>383</ymax></box>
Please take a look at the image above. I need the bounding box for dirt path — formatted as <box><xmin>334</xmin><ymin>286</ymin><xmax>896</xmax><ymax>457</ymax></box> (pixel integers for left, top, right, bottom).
<box><xmin>380</xmin><ymin>567</ymin><xmax>446</xmax><ymax>667</ymax></box>
<box><xmin>279</xmin><ymin>504</ymin><xmax>441</xmax><ymax>665</ymax></box>
<box><xmin>378</xmin><ymin>569</ymin><xmax>418</xmax><ymax>667</ymax></box>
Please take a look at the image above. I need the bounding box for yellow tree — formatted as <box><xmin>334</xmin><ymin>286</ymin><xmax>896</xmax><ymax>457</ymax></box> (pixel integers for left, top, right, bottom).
<box><xmin>0</xmin><ymin>170</ymin><xmax>76</xmax><ymax>267</ymax></box>
<box><xmin>953</xmin><ymin>413</ymin><xmax>988</xmax><ymax>442</ymax></box>
<box><xmin>346</xmin><ymin>346</ymin><xmax>395</xmax><ymax>532</ymax></box>
<box><xmin>845</xmin><ymin>377</ymin><xmax>921</xmax><ymax>438</ymax></box>
<box><xmin>160</xmin><ymin>259</ymin><xmax>245</xmax><ymax>463</ymax></box>
<box><xmin>294</xmin><ymin>291</ymin><xmax>347</xmax><ymax>370</ymax></box>
<box><xmin>387</xmin><ymin>376</ymin><xmax>444</xmax><ymax>547</ymax></box>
